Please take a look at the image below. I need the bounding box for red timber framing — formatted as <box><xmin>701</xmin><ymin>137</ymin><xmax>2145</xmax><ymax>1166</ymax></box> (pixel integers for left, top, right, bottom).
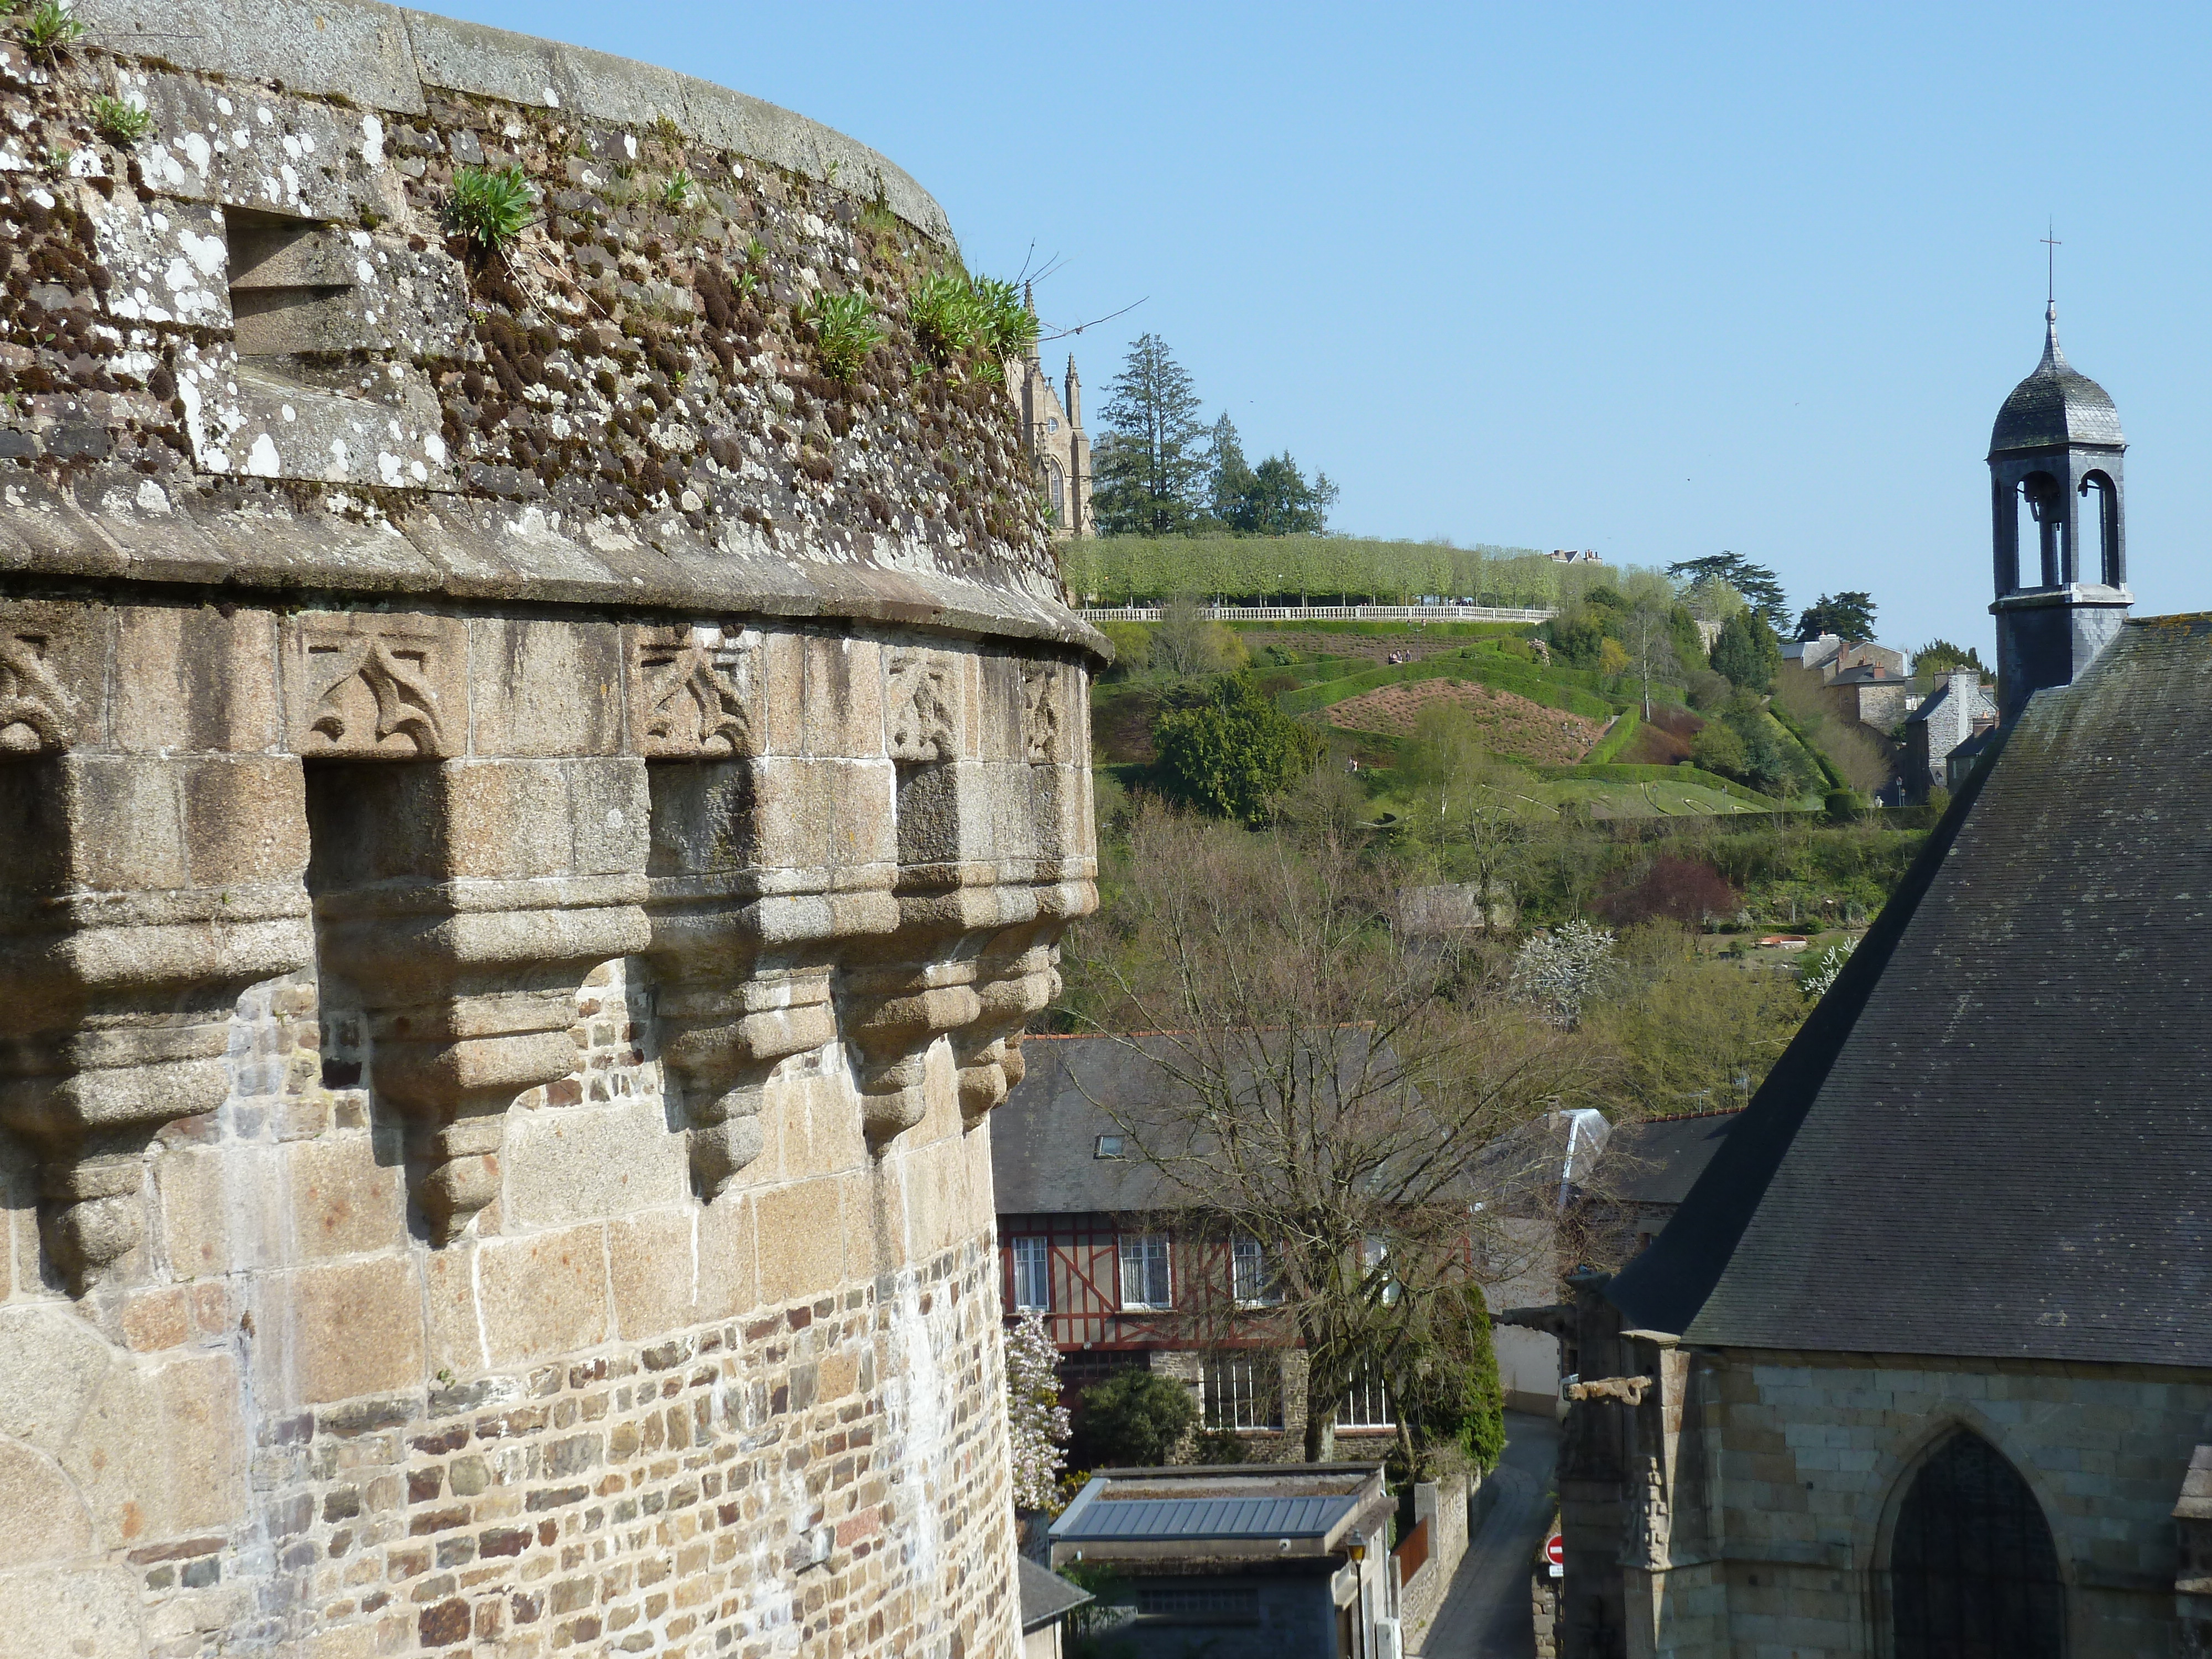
<box><xmin>997</xmin><ymin>1212</ymin><xmax>1286</xmax><ymax>1357</ymax></box>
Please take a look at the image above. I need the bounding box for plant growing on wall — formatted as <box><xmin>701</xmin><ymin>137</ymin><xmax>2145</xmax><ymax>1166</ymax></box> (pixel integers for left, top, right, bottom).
<box><xmin>90</xmin><ymin>94</ymin><xmax>152</xmax><ymax>145</ymax></box>
<box><xmin>17</xmin><ymin>0</ymin><xmax>84</xmax><ymax>59</ymax></box>
<box><xmin>446</xmin><ymin>164</ymin><xmax>537</xmax><ymax>256</ymax></box>
<box><xmin>909</xmin><ymin>270</ymin><xmax>979</xmax><ymax>366</ymax></box>
<box><xmin>971</xmin><ymin>275</ymin><xmax>1037</xmax><ymax>358</ymax></box>
<box><xmin>809</xmin><ymin>290</ymin><xmax>883</xmax><ymax>382</ymax></box>
<box><xmin>1005</xmin><ymin>1311</ymin><xmax>1072</xmax><ymax>1509</ymax></box>
<box><xmin>660</xmin><ymin>168</ymin><xmax>695</xmax><ymax>210</ymax></box>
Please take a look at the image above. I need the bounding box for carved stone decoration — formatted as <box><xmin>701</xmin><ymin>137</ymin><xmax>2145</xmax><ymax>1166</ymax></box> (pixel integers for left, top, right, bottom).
<box><xmin>0</xmin><ymin>628</ymin><xmax>76</xmax><ymax>753</ymax></box>
<box><xmin>632</xmin><ymin>624</ymin><xmax>759</xmax><ymax>759</ymax></box>
<box><xmin>1020</xmin><ymin>661</ymin><xmax>1064</xmax><ymax>765</ymax></box>
<box><xmin>886</xmin><ymin>648</ymin><xmax>959</xmax><ymax>763</ymax></box>
<box><xmin>284</xmin><ymin>612</ymin><xmax>463</xmax><ymax>759</ymax></box>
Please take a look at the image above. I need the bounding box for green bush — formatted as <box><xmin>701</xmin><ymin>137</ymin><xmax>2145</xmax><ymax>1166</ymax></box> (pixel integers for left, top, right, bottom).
<box><xmin>1709</xmin><ymin>608</ymin><xmax>1782</xmax><ymax>692</ymax></box>
<box><xmin>1077</xmin><ymin>1370</ymin><xmax>1197</xmax><ymax>1468</ymax></box>
<box><xmin>447</xmin><ymin>164</ymin><xmax>536</xmax><ymax>255</ymax></box>
<box><xmin>1151</xmin><ymin>671</ymin><xmax>1322</xmax><ymax>825</ymax></box>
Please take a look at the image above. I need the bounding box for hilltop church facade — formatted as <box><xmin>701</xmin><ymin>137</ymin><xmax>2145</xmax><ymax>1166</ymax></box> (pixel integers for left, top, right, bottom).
<box><xmin>1537</xmin><ymin>307</ymin><xmax>2212</xmax><ymax>1657</ymax></box>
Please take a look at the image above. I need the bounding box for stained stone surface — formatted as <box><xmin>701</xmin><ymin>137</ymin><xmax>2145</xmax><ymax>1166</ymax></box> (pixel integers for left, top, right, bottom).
<box><xmin>0</xmin><ymin>6</ymin><xmax>1098</xmax><ymax>1653</ymax></box>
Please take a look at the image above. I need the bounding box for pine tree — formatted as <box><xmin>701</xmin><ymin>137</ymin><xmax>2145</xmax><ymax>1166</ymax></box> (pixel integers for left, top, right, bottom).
<box><xmin>1207</xmin><ymin>413</ymin><xmax>1256</xmax><ymax>527</ymax></box>
<box><xmin>1093</xmin><ymin>334</ymin><xmax>1210</xmax><ymax>535</ymax></box>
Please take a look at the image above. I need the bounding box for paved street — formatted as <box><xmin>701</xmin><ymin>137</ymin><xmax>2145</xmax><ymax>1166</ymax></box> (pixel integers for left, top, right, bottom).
<box><xmin>1413</xmin><ymin>1410</ymin><xmax>1561</xmax><ymax>1658</ymax></box>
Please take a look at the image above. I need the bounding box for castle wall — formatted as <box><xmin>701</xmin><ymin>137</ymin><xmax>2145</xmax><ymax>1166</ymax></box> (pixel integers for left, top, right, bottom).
<box><xmin>0</xmin><ymin>5</ymin><xmax>1101</xmax><ymax>1655</ymax></box>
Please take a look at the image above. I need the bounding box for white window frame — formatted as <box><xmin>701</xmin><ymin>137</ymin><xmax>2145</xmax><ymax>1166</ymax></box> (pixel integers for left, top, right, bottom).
<box><xmin>1202</xmin><ymin>1354</ymin><xmax>1283</xmax><ymax>1432</ymax></box>
<box><xmin>1010</xmin><ymin>1235</ymin><xmax>1050</xmax><ymax>1313</ymax></box>
<box><xmin>1336</xmin><ymin>1369</ymin><xmax>1394</xmax><ymax>1430</ymax></box>
<box><xmin>1232</xmin><ymin>1237</ymin><xmax>1279</xmax><ymax>1307</ymax></box>
<box><xmin>1118</xmin><ymin>1233</ymin><xmax>1172</xmax><ymax>1311</ymax></box>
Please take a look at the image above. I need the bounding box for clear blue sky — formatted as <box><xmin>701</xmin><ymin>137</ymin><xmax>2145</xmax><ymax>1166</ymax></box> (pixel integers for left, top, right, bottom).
<box><xmin>432</xmin><ymin>0</ymin><xmax>2212</xmax><ymax>653</ymax></box>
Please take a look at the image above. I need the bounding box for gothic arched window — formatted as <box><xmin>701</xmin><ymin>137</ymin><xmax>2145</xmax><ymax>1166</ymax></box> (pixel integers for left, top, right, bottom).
<box><xmin>1885</xmin><ymin>1430</ymin><xmax>2063</xmax><ymax>1659</ymax></box>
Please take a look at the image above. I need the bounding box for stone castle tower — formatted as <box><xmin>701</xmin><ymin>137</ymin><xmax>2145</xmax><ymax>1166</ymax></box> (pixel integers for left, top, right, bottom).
<box><xmin>1989</xmin><ymin>302</ymin><xmax>2132</xmax><ymax>722</ymax></box>
<box><xmin>0</xmin><ymin>3</ymin><xmax>1100</xmax><ymax>1655</ymax></box>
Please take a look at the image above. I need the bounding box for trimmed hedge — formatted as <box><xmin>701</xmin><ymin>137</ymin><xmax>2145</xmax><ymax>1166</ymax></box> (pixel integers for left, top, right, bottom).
<box><xmin>1585</xmin><ymin>709</ymin><xmax>1639</xmax><ymax>765</ymax></box>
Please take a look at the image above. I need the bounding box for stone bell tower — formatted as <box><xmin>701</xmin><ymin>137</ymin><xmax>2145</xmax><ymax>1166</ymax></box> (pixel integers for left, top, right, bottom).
<box><xmin>1989</xmin><ymin>302</ymin><xmax>2132</xmax><ymax>722</ymax></box>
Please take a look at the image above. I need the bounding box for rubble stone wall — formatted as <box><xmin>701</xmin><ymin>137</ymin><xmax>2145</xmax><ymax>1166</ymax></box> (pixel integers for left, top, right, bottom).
<box><xmin>0</xmin><ymin>4</ymin><xmax>1101</xmax><ymax>1656</ymax></box>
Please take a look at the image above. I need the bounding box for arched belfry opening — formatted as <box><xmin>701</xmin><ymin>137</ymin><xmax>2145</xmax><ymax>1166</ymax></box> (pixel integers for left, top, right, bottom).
<box><xmin>1988</xmin><ymin>301</ymin><xmax>2131</xmax><ymax>722</ymax></box>
<box><xmin>1882</xmin><ymin>1430</ymin><xmax>2064</xmax><ymax>1658</ymax></box>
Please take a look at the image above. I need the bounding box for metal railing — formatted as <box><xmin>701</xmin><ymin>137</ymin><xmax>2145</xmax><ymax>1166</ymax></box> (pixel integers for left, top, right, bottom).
<box><xmin>1077</xmin><ymin>603</ymin><xmax>1557</xmax><ymax>624</ymax></box>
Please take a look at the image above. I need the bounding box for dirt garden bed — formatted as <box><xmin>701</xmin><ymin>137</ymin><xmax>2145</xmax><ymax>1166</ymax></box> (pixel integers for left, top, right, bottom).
<box><xmin>1325</xmin><ymin>678</ymin><xmax>1609</xmax><ymax>764</ymax></box>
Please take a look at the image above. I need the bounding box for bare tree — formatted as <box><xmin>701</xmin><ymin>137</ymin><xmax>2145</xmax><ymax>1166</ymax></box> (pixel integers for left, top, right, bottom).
<box><xmin>1064</xmin><ymin>802</ymin><xmax>1601</xmax><ymax>1460</ymax></box>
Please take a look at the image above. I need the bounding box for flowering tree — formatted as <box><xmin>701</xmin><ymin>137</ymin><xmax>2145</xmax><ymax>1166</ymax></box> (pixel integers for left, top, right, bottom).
<box><xmin>1510</xmin><ymin>921</ymin><xmax>1617</xmax><ymax>1028</ymax></box>
<box><xmin>1004</xmin><ymin>1311</ymin><xmax>1070</xmax><ymax>1510</ymax></box>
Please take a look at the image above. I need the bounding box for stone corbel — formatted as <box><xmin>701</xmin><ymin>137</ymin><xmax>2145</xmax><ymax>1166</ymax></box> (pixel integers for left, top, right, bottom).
<box><xmin>0</xmin><ymin>601</ymin><xmax>315</xmax><ymax>1292</ymax></box>
<box><xmin>843</xmin><ymin>958</ymin><xmax>981</xmax><ymax>1141</ymax></box>
<box><xmin>292</xmin><ymin>612</ymin><xmax>649</xmax><ymax>1242</ymax></box>
<box><xmin>316</xmin><ymin>783</ymin><xmax>650</xmax><ymax>1248</ymax></box>
<box><xmin>952</xmin><ymin>940</ymin><xmax>1059</xmax><ymax>1126</ymax></box>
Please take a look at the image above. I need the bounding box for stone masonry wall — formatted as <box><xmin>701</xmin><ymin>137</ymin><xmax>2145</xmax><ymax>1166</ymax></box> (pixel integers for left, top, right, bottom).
<box><xmin>0</xmin><ymin>5</ymin><xmax>1104</xmax><ymax>1656</ymax></box>
<box><xmin>1564</xmin><ymin>1339</ymin><xmax>2212</xmax><ymax>1658</ymax></box>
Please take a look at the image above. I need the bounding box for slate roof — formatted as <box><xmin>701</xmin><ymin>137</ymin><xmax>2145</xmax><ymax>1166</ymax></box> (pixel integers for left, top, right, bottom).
<box><xmin>1609</xmin><ymin>618</ymin><xmax>2212</xmax><ymax>1365</ymax></box>
<box><xmin>1597</xmin><ymin>1112</ymin><xmax>1740</xmax><ymax>1207</ymax></box>
<box><xmin>1990</xmin><ymin>311</ymin><xmax>2125</xmax><ymax>454</ymax></box>
<box><xmin>992</xmin><ymin>1036</ymin><xmax>1185</xmax><ymax>1214</ymax></box>
<box><xmin>1015</xmin><ymin>1556</ymin><xmax>1093</xmax><ymax>1632</ymax></box>
<box><xmin>1052</xmin><ymin>1491</ymin><xmax>1357</xmax><ymax>1543</ymax></box>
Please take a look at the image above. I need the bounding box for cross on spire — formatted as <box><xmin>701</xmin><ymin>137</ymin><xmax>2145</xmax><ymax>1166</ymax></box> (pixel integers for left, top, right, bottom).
<box><xmin>2042</xmin><ymin>221</ymin><xmax>2062</xmax><ymax>316</ymax></box>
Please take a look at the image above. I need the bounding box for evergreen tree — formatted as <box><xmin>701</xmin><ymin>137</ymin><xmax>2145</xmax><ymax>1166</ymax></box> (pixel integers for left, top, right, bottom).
<box><xmin>1207</xmin><ymin>413</ymin><xmax>1256</xmax><ymax>528</ymax></box>
<box><xmin>1666</xmin><ymin>552</ymin><xmax>1789</xmax><ymax>631</ymax></box>
<box><xmin>1092</xmin><ymin>333</ymin><xmax>1210</xmax><ymax>535</ymax></box>
<box><xmin>1150</xmin><ymin>672</ymin><xmax>1322</xmax><ymax>825</ymax></box>
<box><xmin>1796</xmin><ymin>591</ymin><xmax>1879</xmax><ymax>641</ymax></box>
<box><xmin>1709</xmin><ymin>607</ymin><xmax>1783</xmax><ymax>692</ymax></box>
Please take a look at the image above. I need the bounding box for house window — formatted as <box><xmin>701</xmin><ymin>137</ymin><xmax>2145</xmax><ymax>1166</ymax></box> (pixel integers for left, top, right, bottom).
<box><xmin>1119</xmin><ymin>1233</ymin><xmax>1171</xmax><ymax>1310</ymax></box>
<box><xmin>1362</xmin><ymin>1234</ymin><xmax>1400</xmax><ymax>1305</ymax></box>
<box><xmin>1336</xmin><ymin>1370</ymin><xmax>1394</xmax><ymax>1430</ymax></box>
<box><xmin>1202</xmin><ymin>1354</ymin><xmax>1282</xmax><ymax>1431</ymax></box>
<box><xmin>1095</xmin><ymin>1135</ymin><xmax>1125</xmax><ymax>1159</ymax></box>
<box><xmin>1010</xmin><ymin>1235</ymin><xmax>1050</xmax><ymax>1312</ymax></box>
<box><xmin>1232</xmin><ymin>1238</ymin><xmax>1278</xmax><ymax>1306</ymax></box>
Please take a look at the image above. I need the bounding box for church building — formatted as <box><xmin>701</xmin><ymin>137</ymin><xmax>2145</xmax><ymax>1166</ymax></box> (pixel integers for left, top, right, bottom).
<box><xmin>1533</xmin><ymin>306</ymin><xmax>2212</xmax><ymax>1657</ymax></box>
<box><xmin>1005</xmin><ymin>289</ymin><xmax>1096</xmax><ymax>538</ymax></box>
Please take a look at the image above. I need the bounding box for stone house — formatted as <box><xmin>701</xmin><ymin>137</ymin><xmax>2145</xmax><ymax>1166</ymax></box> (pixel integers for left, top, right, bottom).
<box><xmin>1537</xmin><ymin>307</ymin><xmax>2212</xmax><ymax>1658</ymax></box>
<box><xmin>0</xmin><ymin>4</ymin><xmax>1103</xmax><ymax>1656</ymax></box>
<box><xmin>1902</xmin><ymin>667</ymin><xmax>1997</xmax><ymax>802</ymax></box>
<box><xmin>1782</xmin><ymin>634</ymin><xmax>1916</xmax><ymax>732</ymax></box>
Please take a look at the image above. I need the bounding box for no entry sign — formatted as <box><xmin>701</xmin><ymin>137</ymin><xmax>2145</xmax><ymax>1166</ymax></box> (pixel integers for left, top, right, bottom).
<box><xmin>1545</xmin><ymin>1534</ymin><xmax>1565</xmax><ymax>1578</ymax></box>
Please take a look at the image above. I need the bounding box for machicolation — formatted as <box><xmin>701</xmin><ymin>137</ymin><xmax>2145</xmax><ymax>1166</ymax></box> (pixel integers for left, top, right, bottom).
<box><xmin>0</xmin><ymin>3</ymin><xmax>1101</xmax><ymax>1655</ymax></box>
